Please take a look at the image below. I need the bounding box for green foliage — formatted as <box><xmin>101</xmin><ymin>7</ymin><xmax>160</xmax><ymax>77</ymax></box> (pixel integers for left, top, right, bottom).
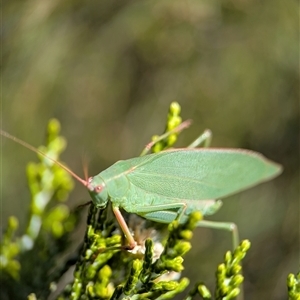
<box><xmin>185</xmin><ymin>241</ymin><xmax>250</xmax><ymax>300</ymax></box>
<box><xmin>0</xmin><ymin>216</ymin><xmax>20</xmax><ymax>280</ymax></box>
<box><xmin>287</xmin><ymin>272</ymin><xmax>300</xmax><ymax>300</ymax></box>
<box><xmin>214</xmin><ymin>240</ymin><xmax>250</xmax><ymax>300</ymax></box>
<box><xmin>0</xmin><ymin>119</ymin><xmax>78</xmax><ymax>299</ymax></box>
<box><xmin>151</xmin><ymin>101</ymin><xmax>184</xmax><ymax>153</ymax></box>
<box><xmin>56</xmin><ymin>203</ymin><xmax>249</xmax><ymax>300</ymax></box>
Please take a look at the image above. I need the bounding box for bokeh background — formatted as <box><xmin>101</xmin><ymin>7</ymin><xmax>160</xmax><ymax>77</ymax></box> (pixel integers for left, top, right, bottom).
<box><xmin>2</xmin><ymin>0</ymin><xmax>298</xmax><ymax>299</ymax></box>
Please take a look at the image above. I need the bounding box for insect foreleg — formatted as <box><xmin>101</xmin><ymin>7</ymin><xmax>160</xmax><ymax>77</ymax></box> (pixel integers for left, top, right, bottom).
<box><xmin>197</xmin><ymin>220</ymin><xmax>239</xmax><ymax>250</ymax></box>
<box><xmin>187</xmin><ymin>129</ymin><xmax>212</xmax><ymax>149</ymax></box>
<box><xmin>112</xmin><ymin>206</ymin><xmax>137</xmax><ymax>250</ymax></box>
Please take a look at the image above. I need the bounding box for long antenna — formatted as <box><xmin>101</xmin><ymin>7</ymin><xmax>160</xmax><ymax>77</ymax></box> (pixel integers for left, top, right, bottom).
<box><xmin>1</xmin><ymin>129</ymin><xmax>88</xmax><ymax>186</ymax></box>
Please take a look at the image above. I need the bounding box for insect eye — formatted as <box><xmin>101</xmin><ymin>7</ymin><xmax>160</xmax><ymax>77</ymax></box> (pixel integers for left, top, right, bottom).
<box><xmin>95</xmin><ymin>186</ymin><xmax>102</xmax><ymax>193</ymax></box>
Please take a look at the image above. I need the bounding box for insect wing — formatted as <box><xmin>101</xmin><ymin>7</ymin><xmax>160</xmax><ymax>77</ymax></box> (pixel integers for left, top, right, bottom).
<box><xmin>124</xmin><ymin>149</ymin><xmax>282</xmax><ymax>201</ymax></box>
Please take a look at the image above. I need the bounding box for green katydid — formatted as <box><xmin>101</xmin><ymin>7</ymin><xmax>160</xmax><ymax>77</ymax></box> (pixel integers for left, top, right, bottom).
<box><xmin>0</xmin><ymin>123</ymin><xmax>282</xmax><ymax>250</ymax></box>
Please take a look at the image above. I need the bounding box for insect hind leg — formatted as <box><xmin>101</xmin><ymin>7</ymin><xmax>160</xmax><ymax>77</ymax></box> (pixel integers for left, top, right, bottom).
<box><xmin>197</xmin><ymin>220</ymin><xmax>239</xmax><ymax>250</ymax></box>
<box><xmin>187</xmin><ymin>129</ymin><xmax>212</xmax><ymax>148</ymax></box>
<box><xmin>133</xmin><ymin>202</ymin><xmax>187</xmax><ymax>224</ymax></box>
<box><xmin>197</xmin><ymin>220</ymin><xmax>244</xmax><ymax>300</ymax></box>
<box><xmin>140</xmin><ymin>120</ymin><xmax>192</xmax><ymax>156</ymax></box>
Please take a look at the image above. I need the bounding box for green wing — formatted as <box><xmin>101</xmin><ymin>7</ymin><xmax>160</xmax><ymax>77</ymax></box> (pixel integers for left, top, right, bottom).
<box><xmin>125</xmin><ymin>149</ymin><xmax>282</xmax><ymax>200</ymax></box>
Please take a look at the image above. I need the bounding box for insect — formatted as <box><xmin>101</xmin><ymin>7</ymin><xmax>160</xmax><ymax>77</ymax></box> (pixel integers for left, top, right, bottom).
<box><xmin>0</xmin><ymin>126</ymin><xmax>282</xmax><ymax>250</ymax></box>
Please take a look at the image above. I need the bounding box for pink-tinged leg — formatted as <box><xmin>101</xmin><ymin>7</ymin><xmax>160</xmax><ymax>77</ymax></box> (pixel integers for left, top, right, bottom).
<box><xmin>140</xmin><ymin>119</ymin><xmax>192</xmax><ymax>156</ymax></box>
<box><xmin>112</xmin><ymin>206</ymin><xmax>137</xmax><ymax>250</ymax></box>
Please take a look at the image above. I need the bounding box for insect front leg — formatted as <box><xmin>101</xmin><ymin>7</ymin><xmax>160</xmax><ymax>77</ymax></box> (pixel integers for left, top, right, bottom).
<box><xmin>187</xmin><ymin>129</ymin><xmax>212</xmax><ymax>148</ymax></box>
<box><xmin>112</xmin><ymin>206</ymin><xmax>137</xmax><ymax>250</ymax></box>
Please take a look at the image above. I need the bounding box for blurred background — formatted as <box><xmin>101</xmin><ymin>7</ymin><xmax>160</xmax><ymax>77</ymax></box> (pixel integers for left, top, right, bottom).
<box><xmin>2</xmin><ymin>0</ymin><xmax>298</xmax><ymax>299</ymax></box>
